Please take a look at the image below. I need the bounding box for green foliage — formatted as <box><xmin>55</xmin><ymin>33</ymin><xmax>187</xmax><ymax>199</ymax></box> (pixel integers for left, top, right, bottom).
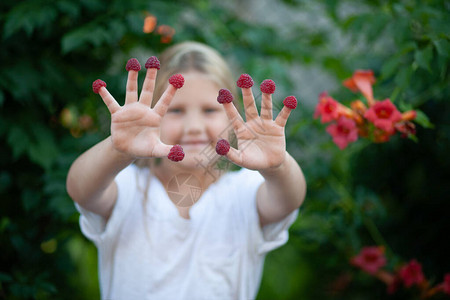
<box><xmin>1</xmin><ymin>0</ymin><xmax>449</xmax><ymax>299</ymax></box>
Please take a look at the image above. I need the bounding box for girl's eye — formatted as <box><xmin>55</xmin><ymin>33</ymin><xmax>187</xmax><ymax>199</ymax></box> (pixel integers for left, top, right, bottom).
<box><xmin>204</xmin><ymin>108</ymin><xmax>218</xmax><ymax>113</ymax></box>
<box><xmin>168</xmin><ymin>108</ymin><xmax>183</xmax><ymax>114</ymax></box>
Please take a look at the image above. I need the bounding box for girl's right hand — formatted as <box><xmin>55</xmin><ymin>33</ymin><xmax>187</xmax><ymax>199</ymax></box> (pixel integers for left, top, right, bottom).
<box><xmin>96</xmin><ymin>59</ymin><xmax>179</xmax><ymax>158</ymax></box>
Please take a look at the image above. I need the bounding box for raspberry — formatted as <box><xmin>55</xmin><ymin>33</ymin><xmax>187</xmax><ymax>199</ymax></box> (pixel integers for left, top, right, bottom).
<box><xmin>215</xmin><ymin>139</ymin><xmax>230</xmax><ymax>156</ymax></box>
<box><xmin>92</xmin><ymin>79</ymin><xmax>106</xmax><ymax>94</ymax></box>
<box><xmin>169</xmin><ymin>74</ymin><xmax>184</xmax><ymax>89</ymax></box>
<box><xmin>237</xmin><ymin>74</ymin><xmax>254</xmax><ymax>89</ymax></box>
<box><xmin>168</xmin><ymin>145</ymin><xmax>184</xmax><ymax>162</ymax></box>
<box><xmin>260</xmin><ymin>79</ymin><xmax>276</xmax><ymax>94</ymax></box>
<box><xmin>145</xmin><ymin>56</ymin><xmax>160</xmax><ymax>70</ymax></box>
<box><xmin>283</xmin><ymin>96</ymin><xmax>298</xmax><ymax>109</ymax></box>
<box><xmin>217</xmin><ymin>89</ymin><xmax>234</xmax><ymax>104</ymax></box>
<box><xmin>126</xmin><ymin>58</ymin><xmax>141</xmax><ymax>71</ymax></box>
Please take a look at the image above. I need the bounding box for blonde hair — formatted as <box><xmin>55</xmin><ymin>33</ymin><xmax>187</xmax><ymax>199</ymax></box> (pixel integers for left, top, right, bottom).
<box><xmin>153</xmin><ymin>41</ymin><xmax>238</xmax><ymax>107</ymax></box>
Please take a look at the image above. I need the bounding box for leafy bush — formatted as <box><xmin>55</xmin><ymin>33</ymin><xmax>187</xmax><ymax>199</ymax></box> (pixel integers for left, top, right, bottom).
<box><xmin>1</xmin><ymin>0</ymin><xmax>448</xmax><ymax>299</ymax></box>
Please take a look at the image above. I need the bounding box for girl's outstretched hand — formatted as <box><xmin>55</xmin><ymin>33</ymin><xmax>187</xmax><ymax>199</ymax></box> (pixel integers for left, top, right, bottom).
<box><xmin>94</xmin><ymin>58</ymin><xmax>182</xmax><ymax>159</ymax></box>
<box><xmin>217</xmin><ymin>75</ymin><xmax>297</xmax><ymax>171</ymax></box>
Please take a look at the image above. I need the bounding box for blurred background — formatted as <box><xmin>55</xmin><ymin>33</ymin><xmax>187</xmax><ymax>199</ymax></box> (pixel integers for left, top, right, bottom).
<box><xmin>1</xmin><ymin>0</ymin><xmax>449</xmax><ymax>299</ymax></box>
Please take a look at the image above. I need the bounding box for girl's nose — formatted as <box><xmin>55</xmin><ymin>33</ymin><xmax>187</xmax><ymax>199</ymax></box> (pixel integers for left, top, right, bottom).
<box><xmin>184</xmin><ymin>111</ymin><xmax>204</xmax><ymax>134</ymax></box>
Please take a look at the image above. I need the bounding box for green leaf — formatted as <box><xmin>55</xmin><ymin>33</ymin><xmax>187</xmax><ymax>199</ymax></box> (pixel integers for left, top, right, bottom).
<box><xmin>3</xmin><ymin>4</ymin><xmax>34</xmax><ymax>38</ymax></box>
<box><xmin>394</xmin><ymin>66</ymin><xmax>413</xmax><ymax>89</ymax></box>
<box><xmin>6</xmin><ymin>123</ymin><xmax>59</xmax><ymax>170</ymax></box>
<box><xmin>365</xmin><ymin>13</ymin><xmax>389</xmax><ymax>41</ymax></box>
<box><xmin>56</xmin><ymin>0</ymin><xmax>81</xmax><ymax>18</ymax></box>
<box><xmin>414</xmin><ymin>45</ymin><xmax>433</xmax><ymax>72</ymax></box>
<box><xmin>400</xmin><ymin>42</ymin><xmax>416</xmax><ymax>55</ymax></box>
<box><xmin>61</xmin><ymin>26</ymin><xmax>91</xmax><ymax>54</ymax></box>
<box><xmin>3</xmin><ymin>3</ymin><xmax>57</xmax><ymax>38</ymax></box>
<box><xmin>0</xmin><ymin>272</ymin><xmax>12</xmax><ymax>282</ymax></box>
<box><xmin>429</xmin><ymin>17</ymin><xmax>450</xmax><ymax>38</ymax></box>
<box><xmin>27</xmin><ymin>126</ymin><xmax>59</xmax><ymax>170</ymax></box>
<box><xmin>22</xmin><ymin>189</ymin><xmax>39</xmax><ymax>213</ymax></box>
<box><xmin>408</xmin><ymin>134</ymin><xmax>418</xmax><ymax>142</ymax></box>
<box><xmin>61</xmin><ymin>22</ymin><xmax>116</xmax><ymax>54</ymax></box>
<box><xmin>433</xmin><ymin>38</ymin><xmax>450</xmax><ymax>58</ymax></box>
<box><xmin>381</xmin><ymin>55</ymin><xmax>402</xmax><ymax>80</ymax></box>
<box><xmin>414</xmin><ymin>109</ymin><xmax>434</xmax><ymax>129</ymax></box>
<box><xmin>7</xmin><ymin>126</ymin><xmax>31</xmax><ymax>159</ymax></box>
<box><xmin>0</xmin><ymin>171</ymin><xmax>12</xmax><ymax>193</ymax></box>
<box><xmin>398</xmin><ymin>101</ymin><xmax>413</xmax><ymax>111</ymax></box>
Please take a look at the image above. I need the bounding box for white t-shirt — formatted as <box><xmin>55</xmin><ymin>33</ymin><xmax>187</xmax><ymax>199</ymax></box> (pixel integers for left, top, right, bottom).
<box><xmin>76</xmin><ymin>164</ymin><xmax>298</xmax><ymax>300</ymax></box>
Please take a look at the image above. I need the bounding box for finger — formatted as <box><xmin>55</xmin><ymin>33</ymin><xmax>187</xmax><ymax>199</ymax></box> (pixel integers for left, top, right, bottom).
<box><xmin>260</xmin><ymin>93</ymin><xmax>273</xmax><ymax>120</ymax></box>
<box><xmin>223</xmin><ymin>147</ymin><xmax>244</xmax><ymax>168</ymax></box>
<box><xmin>223</xmin><ymin>102</ymin><xmax>245</xmax><ymax>134</ymax></box>
<box><xmin>99</xmin><ymin>87</ymin><xmax>120</xmax><ymax>114</ymax></box>
<box><xmin>151</xmin><ymin>143</ymin><xmax>173</xmax><ymax>158</ymax></box>
<box><xmin>124</xmin><ymin>59</ymin><xmax>142</xmax><ymax>105</ymax></box>
<box><xmin>274</xmin><ymin>106</ymin><xmax>292</xmax><ymax>127</ymax></box>
<box><xmin>139</xmin><ymin>68</ymin><xmax>157</xmax><ymax>106</ymax></box>
<box><xmin>125</xmin><ymin>70</ymin><xmax>139</xmax><ymax>105</ymax></box>
<box><xmin>242</xmin><ymin>88</ymin><xmax>259</xmax><ymax>121</ymax></box>
<box><xmin>153</xmin><ymin>85</ymin><xmax>177</xmax><ymax>117</ymax></box>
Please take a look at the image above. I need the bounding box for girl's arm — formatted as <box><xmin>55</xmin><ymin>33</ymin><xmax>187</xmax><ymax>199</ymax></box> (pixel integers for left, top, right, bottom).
<box><xmin>66</xmin><ymin>137</ymin><xmax>135</xmax><ymax>220</ymax></box>
<box><xmin>256</xmin><ymin>152</ymin><xmax>306</xmax><ymax>226</ymax></box>
<box><xmin>66</xmin><ymin>60</ymin><xmax>179</xmax><ymax>219</ymax></box>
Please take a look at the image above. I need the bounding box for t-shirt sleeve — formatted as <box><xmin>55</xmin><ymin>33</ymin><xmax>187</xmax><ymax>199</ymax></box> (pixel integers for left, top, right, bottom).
<box><xmin>235</xmin><ymin>168</ymin><xmax>299</xmax><ymax>255</ymax></box>
<box><xmin>75</xmin><ymin>164</ymin><xmax>140</xmax><ymax>246</ymax></box>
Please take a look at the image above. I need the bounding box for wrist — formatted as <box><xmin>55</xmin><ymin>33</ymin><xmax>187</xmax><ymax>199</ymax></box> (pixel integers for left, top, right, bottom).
<box><xmin>259</xmin><ymin>151</ymin><xmax>289</xmax><ymax>178</ymax></box>
<box><xmin>107</xmin><ymin>136</ymin><xmax>136</xmax><ymax>164</ymax></box>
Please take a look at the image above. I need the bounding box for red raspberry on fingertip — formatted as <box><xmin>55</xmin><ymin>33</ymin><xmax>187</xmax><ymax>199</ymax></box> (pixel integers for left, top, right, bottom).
<box><xmin>126</xmin><ymin>58</ymin><xmax>141</xmax><ymax>71</ymax></box>
<box><xmin>92</xmin><ymin>79</ymin><xmax>107</xmax><ymax>94</ymax></box>
<box><xmin>237</xmin><ymin>74</ymin><xmax>254</xmax><ymax>89</ymax></box>
<box><xmin>216</xmin><ymin>139</ymin><xmax>230</xmax><ymax>156</ymax></box>
<box><xmin>217</xmin><ymin>89</ymin><xmax>234</xmax><ymax>104</ymax></box>
<box><xmin>168</xmin><ymin>145</ymin><xmax>185</xmax><ymax>161</ymax></box>
<box><xmin>145</xmin><ymin>56</ymin><xmax>160</xmax><ymax>70</ymax></box>
<box><xmin>260</xmin><ymin>79</ymin><xmax>276</xmax><ymax>94</ymax></box>
<box><xmin>283</xmin><ymin>96</ymin><xmax>298</xmax><ymax>109</ymax></box>
<box><xmin>169</xmin><ymin>74</ymin><xmax>185</xmax><ymax>89</ymax></box>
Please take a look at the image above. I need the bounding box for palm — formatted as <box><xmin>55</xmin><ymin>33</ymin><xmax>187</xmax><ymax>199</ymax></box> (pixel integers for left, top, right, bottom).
<box><xmin>223</xmin><ymin>86</ymin><xmax>295</xmax><ymax>171</ymax></box>
<box><xmin>234</xmin><ymin>118</ymin><xmax>286</xmax><ymax>170</ymax></box>
<box><xmin>110</xmin><ymin>103</ymin><xmax>163</xmax><ymax>157</ymax></box>
<box><xmin>97</xmin><ymin>67</ymin><xmax>176</xmax><ymax>159</ymax></box>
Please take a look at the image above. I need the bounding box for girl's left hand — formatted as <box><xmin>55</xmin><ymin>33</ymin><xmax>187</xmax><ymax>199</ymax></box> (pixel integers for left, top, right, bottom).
<box><xmin>220</xmin><ymin>78</ymin><xmax>297</xmax><ymax>171</ymax></box>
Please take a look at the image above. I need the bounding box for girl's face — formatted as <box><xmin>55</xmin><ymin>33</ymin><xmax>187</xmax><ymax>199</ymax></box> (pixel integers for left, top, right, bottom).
<box><xmin>159</xmin><ymin>72</ymin><xmax>231</xmax><ymax>170</ymax></box>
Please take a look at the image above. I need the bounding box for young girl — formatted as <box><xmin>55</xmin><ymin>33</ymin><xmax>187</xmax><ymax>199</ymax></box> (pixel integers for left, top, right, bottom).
<box><xmin>66</xmin><ymin>41</ymin><xmax>306</xmax><ymax>299</ymax></box>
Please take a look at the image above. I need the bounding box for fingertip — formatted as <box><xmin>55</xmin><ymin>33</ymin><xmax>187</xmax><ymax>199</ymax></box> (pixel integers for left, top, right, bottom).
<box><xmin>126</xmin><ymin>58</ymin><xmax>141</xmax><ymax>72</ymax></box>
<box><xmin>237</xmin><ymin>74</ymin><xmax>254</xmax><ymax>89</ymax></box>
<box><xmin>164</xmin><ymin>84</ymin><xmax>178</xmax><ymax>99</ymax></box>
<box><xmin>145</xmin><ymin>56</ymin><xmax>161</xmax><ymax>70</ymax></box>
<box><xmin>275</xmin><ymin>106</ymin><xmax>292</xmax><ymax>127</ymax></box>
<box><xmin>169</xmin><ymin>74</ymin><xmax>184</xmax><ymax>89</ymax></box>
<box><xmin>215</xmin><ymin>139</ymin><xmax>242</xmax><ymax>168</ymax></box>
<box><xmin>92</xmin><ymin>79</ymin><xmax>107</xmax><ymax>94</ymax></box>
<box><xmin>168</xmin><ymin>144</ymin><xmax>185</xmax><ymax>162</ymax></box>
<box><xmin>98</xmin><ymin>86</ymin><xmax>108</xmax><ymax>97</ymax></box>
<box><xmin>224</xmin><ymin>147</ymin><xmax>242</xmax><ymax>167</ymax></box>
<box><xmin>217</xmin><ymin>89</ymin><xmax>234</xmax><ymax>104</ymax></box>
<box><xmin>260</xmin><ymin>79</ymin><xmax>276</xmax><ymax>94</ymax></box>
<box><xmin>283</xmin><ymin>96</ymin><xmax>298</xmax><ymax>110</ymax></box>
<box><xmin>215</xmin><ymin>139</ymin><xmax>230</xmax><ymax>156</ymax></box>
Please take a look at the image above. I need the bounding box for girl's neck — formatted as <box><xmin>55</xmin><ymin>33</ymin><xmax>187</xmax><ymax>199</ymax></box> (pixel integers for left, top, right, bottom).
<box><xmin>151</xmin><ymin>162</ymin><xmax>226</xmax><ymax>220</ymax></box>
<box><xmin>151</xmin><ymin>162</ymin><xmax>225</xmax><ymax>194</ymax></box>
